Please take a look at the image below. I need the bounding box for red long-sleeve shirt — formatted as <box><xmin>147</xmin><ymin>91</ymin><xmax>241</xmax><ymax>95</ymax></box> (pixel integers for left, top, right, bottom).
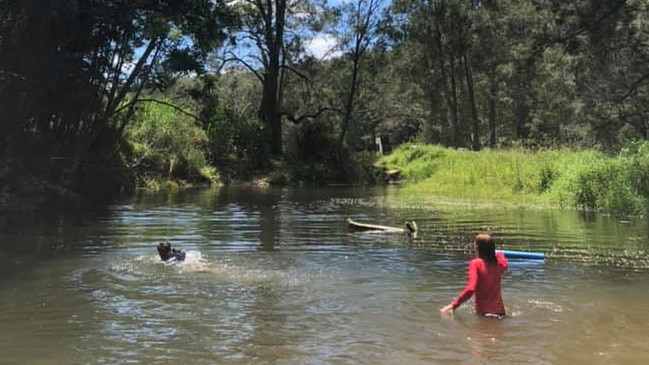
<box><xmin>451</xmin><ymin>252</ymin><xmax>508</xmax><ymax>315</ymax></box>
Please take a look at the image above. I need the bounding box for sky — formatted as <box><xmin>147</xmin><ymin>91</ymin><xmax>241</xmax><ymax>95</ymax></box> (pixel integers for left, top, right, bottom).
<box><xmin>229</xmin><ymin>0</ymin><xmax>363</xmax><ymax>63</ymax></box>
<box><xmin>303</xmin><ymin>0</ymin><xmax>387</xmax><ymax>60</ymax></box>
<box><xmin>304</xmin><ymin>33</ymin><xmax>341</xmax><ymax>59</ymax></box>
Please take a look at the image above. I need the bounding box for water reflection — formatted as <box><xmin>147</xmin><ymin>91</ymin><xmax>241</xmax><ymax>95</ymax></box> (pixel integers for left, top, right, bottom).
<box><xmin>1</xmin><ymin>187</ymin><xmax>649</xmax><ymax>364</ymax></box>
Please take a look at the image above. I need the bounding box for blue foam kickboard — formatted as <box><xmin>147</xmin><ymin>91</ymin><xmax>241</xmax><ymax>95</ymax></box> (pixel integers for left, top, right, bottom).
<box><xmin>497</xmin><ymin>249</ymin><xmax>545</xmax><ymax>260</ymax></box>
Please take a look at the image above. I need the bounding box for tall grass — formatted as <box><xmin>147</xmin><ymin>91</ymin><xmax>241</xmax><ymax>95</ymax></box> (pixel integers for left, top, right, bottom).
<box><xmin>375</xmin><ymin>143</ymin><xmax>649</xmax><ymax>216</ymax></box>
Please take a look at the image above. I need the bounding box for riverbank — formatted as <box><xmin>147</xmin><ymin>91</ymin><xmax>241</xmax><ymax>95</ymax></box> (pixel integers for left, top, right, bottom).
<box><xmin>374</xmin><ymin>143</ymin><xmax>649</xmax><ymax>216</ymax></box>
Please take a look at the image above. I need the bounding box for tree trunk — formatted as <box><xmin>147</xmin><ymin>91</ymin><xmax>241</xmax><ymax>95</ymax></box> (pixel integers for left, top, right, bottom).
<box><xmin>339</xmin><ymin>55</ymin><xmax>360</xmax><ymax>150</ymax></box>
<box><xmin>449</xmin><ymin>57</ymin><xmax>461</xmax><ymax>147</ymax></box>
<box><xmin>257</xmin><ymin>0</ymin><xmax>286</xmax><ymax>157</ymax></box>
<box><xmin>513</xmin><ymin>80</ymin><xmax>529</xmax><ymax>140</ymax></box>
<box><xmin>462</xmin><ymin>53</ymin><xmax>481</xmax><ymax>151</ymax></box>
<box><xmin>260</xmin><ymin>64</ymin><xmax>282</xmax><ymax>156</ymax></box>
<box><xmin>488</xmin><ymin>68</ymin><xmax>498</xmax><ymax>148</ymax></box>
<box><xmin>435</xmin><ymin>20</ymin><xmax>461</xmax><ymax>148</ymax></box>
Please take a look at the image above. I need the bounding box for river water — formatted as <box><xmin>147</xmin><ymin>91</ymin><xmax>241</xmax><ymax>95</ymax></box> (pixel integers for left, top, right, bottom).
<box><xmin>1</xmin><ymin>186</ymin><xmax>648</xmax><ymax>364</ymax></box>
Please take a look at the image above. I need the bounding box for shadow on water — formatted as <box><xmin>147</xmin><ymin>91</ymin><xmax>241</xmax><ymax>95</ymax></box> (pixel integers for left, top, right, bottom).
<box><xmin>340</xmin><ymin>191</ymin><xmax>649</xmax><ymax>271</ymax></box>
<box><xmin>4</xmin><ymin>185</ymin><xmax>649</xmax><ymax>271</ymax></box>
<box><xmin>2</xmin><ymin>186</ymin><xmax>649</xmax><ymax>364</ymax></box>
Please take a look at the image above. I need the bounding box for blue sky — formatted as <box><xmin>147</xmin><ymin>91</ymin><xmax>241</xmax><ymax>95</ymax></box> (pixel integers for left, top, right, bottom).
<box><xmin>127</xmin><ymin>1</ymin><xmax>371</xmax><ymax>75</ymax></box>
<box><xmin>227</xmin><ymin>0</ymin><xmax>366</xmax><ymax>62</ymax></box>
<box><xmin>304</xmin><ymin>0</ymin><xmax>388</xmax><ymax>59</ymax></box>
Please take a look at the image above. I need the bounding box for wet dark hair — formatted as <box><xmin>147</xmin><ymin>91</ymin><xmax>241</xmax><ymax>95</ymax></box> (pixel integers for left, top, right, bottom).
<box><xmin>157</xmin><ymin>241</ymin><xmax>172</xmax><ymax>261</ymax></box>
<box><xmin>475</xmin><ymin>234</ymin><xmax>497</xmax><ymax>265</ymax></box>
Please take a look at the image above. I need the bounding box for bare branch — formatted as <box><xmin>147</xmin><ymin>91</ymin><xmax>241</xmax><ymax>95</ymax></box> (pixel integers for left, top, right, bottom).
<box><xmin>617</xmin><ymin>72</ymin><xmax>649</xmax><ymax>103</ymax></box>
<box><xmin>281</xmin><ymin>64</ymin><xmax>309</xmax><ymax>80</ymax></box>
<box><xmin>527</xmin><ymin>0</ymin><xmax>628</xmax><ymax>66</ymax></box>
<box><xmin>225</xmin><ymin>51</ymin><xmax>265</xmax><ymax>82</ymax></box>
<box><xmin>281</xmin><ymin>107</ymin><xmax>340</xmax><ymax>124</ymax></box>
<box><xmin>105</xmin><ymin>38</ymin><xmax>160</xmax><ymax>119</ymax></box>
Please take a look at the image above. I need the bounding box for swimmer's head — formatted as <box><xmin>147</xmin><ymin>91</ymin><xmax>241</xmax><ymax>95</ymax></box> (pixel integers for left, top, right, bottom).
<box><xmin>475</xmin><ymin>233</ymin><xmax>497</xmax><ymax>264</ymax></box>
<box><xmin>157</xmin><ymin>241</ymin><xmax>172</xmax><ymax>261</ymax></box>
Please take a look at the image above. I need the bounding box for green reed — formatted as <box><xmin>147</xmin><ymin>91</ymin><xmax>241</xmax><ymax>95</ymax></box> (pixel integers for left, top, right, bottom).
<box><xmin>376</xmin><ymin>143</ymin><xmax>649</xmax><ymax>216</ymax></box>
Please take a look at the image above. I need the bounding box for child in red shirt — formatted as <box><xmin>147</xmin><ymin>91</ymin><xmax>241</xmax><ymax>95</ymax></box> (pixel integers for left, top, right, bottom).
<box><xmin>441</xmin><ymin>233</ymin><xmax>508</xmax><ymax>317</ymax></box>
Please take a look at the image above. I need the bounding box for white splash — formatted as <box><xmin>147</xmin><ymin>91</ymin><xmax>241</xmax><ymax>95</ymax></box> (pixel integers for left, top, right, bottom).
<box><xmin>527</xmin><ymin>299</ymin><xmax>563</xmax><ymax>313</ymax></box>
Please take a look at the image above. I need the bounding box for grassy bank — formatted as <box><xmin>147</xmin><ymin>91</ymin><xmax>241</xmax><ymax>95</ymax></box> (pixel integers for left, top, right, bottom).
<box><xmin>375</xmin><ymin>144</ymin><xmax>649</xmax><ymax>216</ymax></box>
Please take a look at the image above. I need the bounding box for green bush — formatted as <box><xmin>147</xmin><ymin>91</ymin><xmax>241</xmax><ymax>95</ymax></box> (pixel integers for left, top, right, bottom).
<box><xmin>624</xmin><ymin>141</ymin><xmax>649</xmax><ymax>206</ymax></box>
<box><xmin>570</xmin><ymin>162</ymin><xmax>640</xmax><ymax>214</ymax></box>
<box><xmin>285</xmin><ymin>121</ymin><xmax>377</xmax><ymax>185</ymax></box>
<box><xmin>199</xmin><ymin>166</ymin><xmax>220</xmax><ymax>185</ymax></box>
<box><xmin>537</xmin><ymin>164</ymin><xmax>557</xmax><ymax>193</ymax></box>
<box><xmin>125</xmin><ymin>100</ymin><xmax>213</xmax><ymax>187</ymax></box>
<box><xmin>204</xmin><ymin>105</ymin><xmax>269</xmax><ymax>181</ymax></box>
<box><xmin>376</xmin><ymin>144</ymin><xmax>447</xmax><ymax>181</ymax></box>
<box><xmin>379</xmin><ymin>144</ymin><xmax>649</xmax><ymax>216</ymax></box>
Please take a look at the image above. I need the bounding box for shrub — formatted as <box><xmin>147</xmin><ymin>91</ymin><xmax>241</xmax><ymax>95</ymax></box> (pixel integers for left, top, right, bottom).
<box><xmin>285</xmin><ymin>120</ymin><xmax>377</xmax><ymax>185</ymax></box>
<box><xmin>125</xmin><ymin>100</ymin><xmax>212</xmax><ymax>186</ymax></box>
<box><xmin>380</xmin><ymin>144</ymin><xmax>648</xmax><ymax>215</ymax></box>
<box><xmin>624</xmin><ymin>141</ymin><xmax>649</xmax><ymax>207</ymax></box>
<box><xmin>204</xmin><ymin>105</ymin><xmax>269</xmax><ymax>181</ymax></box>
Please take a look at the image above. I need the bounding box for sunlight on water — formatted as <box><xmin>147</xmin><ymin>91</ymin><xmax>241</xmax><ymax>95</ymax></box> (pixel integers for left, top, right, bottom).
<box><xmin>1</xmin><ymin>187</ymin><xmax>649</xmax><ymax>364</ymax></box>
<box><xmin>331</xmin><ymin>192</ymin><xmax>649</xmax><ymax>270</ymax></box>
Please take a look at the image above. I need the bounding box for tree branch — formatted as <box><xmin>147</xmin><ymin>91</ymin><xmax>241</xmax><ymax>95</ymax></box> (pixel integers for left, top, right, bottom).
<box><xmin>617</xmin><ymin>72</ymin><xmax>649</xmax><ymax>104</ymax></box>
<box><xmin>526</xmin><ymin>0</ymin><xmax>628</xmax><ymax>66</ymax></box>
<box><xmin>281</xmin><ymin>64</ymin><xmax>309</xmax><ymax>80</ymax></box>
<box><xmin>105</xmin><ymin>38</ymin><xmax>160</xmax><ymax>119</ymax></box>
<box><xmin>281</xmin><ymin>107</ymin><xmax>340</xmax><ymax>124</ymax></box>
<box><xmin>115</xmin><ymin>98</ymin><xmax>206</xmax><ymax>124</ymax></box>
<box><xmin>225</xmin><ymin>51</ymin><xmax>265</xmax><ymax>83</ymax></box>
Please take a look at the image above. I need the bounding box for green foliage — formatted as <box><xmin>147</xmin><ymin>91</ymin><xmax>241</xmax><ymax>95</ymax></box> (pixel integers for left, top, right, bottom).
<box><xmin>549</xmin><ymin>159</ymin><xmax>641</xmax><ymax>215</ymax></box>
<box><xmin>125</xmin><ymin>100</ymin><xmax>211</xmax><ymax>186</ymax></box>
<box><xmin>285</xmin><ymin>120</ymin><xmax>338</xmax><ymax>184</ymax></box>
<box><xmin>622</xmin><ymin>141</ymin><xmax>649</xmax><ymax>205</ymax></box>
<box><xmin>199</xmin><ymin>166</ymin><xmax>221</xmax><ymax>185</ymax></box>
<box><xmin>537</xmin><ymin>164</ymin><xmax>557</xmax><ymax>193</ymax></box>
<box><xmin>285</xmin><ymin>120</ymin><xmax>378</xmax><ymax>185</ymax></box>
<box><xmin>0</xmin><ymin>0</ymin><xmax>237</xmax><ymax>205</ymax></box>
<box><xmin>3</xmin><ymin>0</ymin><xmax>649</xmax><ymax>209</ymax></box>
<box><xmin>376</xmin><ymin>144</ymin><xmax>447</xmax><ymax>181</ymax></box>
<box><xmin>204</xmin><ymin>105</ymin><xmax>269</xmax><ymax>181</ymax></box>
<box><xmin>380</xmin><ymin>144</ymin><xmax>649</xmax><ymax>216</ymax></box>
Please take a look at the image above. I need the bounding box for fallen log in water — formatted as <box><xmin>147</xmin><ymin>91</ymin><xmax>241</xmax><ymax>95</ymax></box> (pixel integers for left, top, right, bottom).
<box><xmin>346</xmin><ymin>218</ymin><xmax>417</xmax><ymax>235</ymax></box>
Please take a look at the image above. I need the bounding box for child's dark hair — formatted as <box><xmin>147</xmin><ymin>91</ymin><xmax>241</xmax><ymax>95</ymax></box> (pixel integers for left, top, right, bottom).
<box><xmin>475</xmin><ymin>234</ymin><xmax>497</xmax><ymax>265</ymax></box>
<box><xmin>157</xmin><ymin>241</ymin><xmax>172</xmax><ymax>261</ymax></box>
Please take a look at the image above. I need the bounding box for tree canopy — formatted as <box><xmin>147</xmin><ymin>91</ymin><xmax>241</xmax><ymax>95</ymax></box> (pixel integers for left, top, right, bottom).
<box><xmin>1</xmin><ymin>0</ymin><xmax>648</xmax><ymax>205</ymax></box>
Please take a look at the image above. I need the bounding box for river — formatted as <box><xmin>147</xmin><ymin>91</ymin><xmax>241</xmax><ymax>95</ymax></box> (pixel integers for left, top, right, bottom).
<box><xmin>1</xmin><ymin>186</ymin><xmax>648</xmax><ymax>364</ymax></box>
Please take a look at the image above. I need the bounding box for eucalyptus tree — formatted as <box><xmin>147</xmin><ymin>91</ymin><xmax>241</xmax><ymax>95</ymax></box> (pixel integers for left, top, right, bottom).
<box><xmin>334</xmin><ymin>0</ymin><xmax>386</xmax><ymax>151</ymax></box>
<box><xmin>225</xmin><ymin>0</ymin><xmax>333</xmax><ymax>157</ymax></box>
<box><xmin>472</xmin><ymin>0</ymin><xmax>501</xmax><ymax>147</ymax></box>
<box><xmin>573</xmin><ymin>0</ymin><xmax>649</xmax><ymax>146</ymax></box>
<box><xmin>496</xmin><ymin>0</ymin><xmax>639</xmax><ymax>147</ymax></box>
<box><xmin>348</xmin><ymin>47</ymin><xmax>426</xmax><ymax>151</ymax></box>
<box><xmin>389</xmin><ymin>0</ymin><xmax>479</xmax><ymax>148</ymax></box>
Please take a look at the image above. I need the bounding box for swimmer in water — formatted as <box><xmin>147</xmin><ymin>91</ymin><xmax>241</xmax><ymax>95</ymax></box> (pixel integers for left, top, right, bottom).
<box><xmin>157</xmin><ymin>241</ymin><xmax>186</xmax><ymax>262</ymax></box>
<box><xmin>441</xmin><ymin>233</ymin><xmax>508</xmax><ymax>318</ymax></box>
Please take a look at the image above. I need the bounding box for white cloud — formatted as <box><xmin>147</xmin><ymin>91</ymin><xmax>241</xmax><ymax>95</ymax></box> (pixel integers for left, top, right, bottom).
<box><xmin>304</xmin><ymin>34</ymin><xmax>342</xmax><ymax>60</ymax></box>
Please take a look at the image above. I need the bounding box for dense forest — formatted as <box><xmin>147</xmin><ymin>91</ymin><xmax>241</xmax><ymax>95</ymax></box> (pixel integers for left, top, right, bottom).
<box><xmin>1</xmin><ymin>0</ymin><xmax>647</xmax><ymax>210</ymax></box>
